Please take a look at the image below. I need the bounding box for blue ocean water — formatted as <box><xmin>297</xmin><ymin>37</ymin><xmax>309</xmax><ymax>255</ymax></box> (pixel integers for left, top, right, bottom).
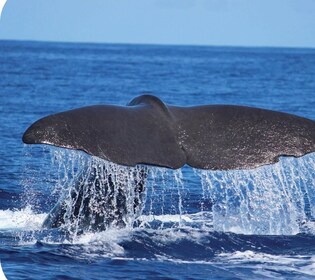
<box><xmin>0</xmin><ymin>40</ymin><xmax>315</xmax><ymax>279</ymax></box>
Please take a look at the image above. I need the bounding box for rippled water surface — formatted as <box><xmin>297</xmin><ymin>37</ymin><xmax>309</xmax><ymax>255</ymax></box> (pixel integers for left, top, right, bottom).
<box><xmin>0</xmin><ymin>40</ymin><xmax>315</xmax><ymax>279</ymax></box>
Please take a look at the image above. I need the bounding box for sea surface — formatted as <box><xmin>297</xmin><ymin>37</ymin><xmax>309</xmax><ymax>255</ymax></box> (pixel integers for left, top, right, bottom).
<box><xmin>0</xmin><ymin>40</ymin><xmax>315</xmax><ymax>279</ymax></box>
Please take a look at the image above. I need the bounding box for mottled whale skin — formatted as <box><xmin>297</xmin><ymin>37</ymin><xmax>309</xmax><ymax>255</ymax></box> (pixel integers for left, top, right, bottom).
<box><xmin>23</xmin><ymin>94</ymin><xmax>315</xmax><ymax>170</ymax></box>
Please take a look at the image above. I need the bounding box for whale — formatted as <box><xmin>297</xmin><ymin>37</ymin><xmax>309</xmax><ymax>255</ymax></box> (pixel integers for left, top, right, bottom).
<box><xmin>22</xmin><ymin>94</ymin><xmax>315</xmax><ymax>231</ymax></box>
<box><xmin>23</xmin><ymin>94</ymin><xmax>315</xmax><ymax>170</ymax></box>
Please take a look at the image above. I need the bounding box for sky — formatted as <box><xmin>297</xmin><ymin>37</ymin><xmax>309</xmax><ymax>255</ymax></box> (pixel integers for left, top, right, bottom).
<box><xmin>0</xmin><ymin>0</ymin><xmax>315</xmax><ymax>48</ymax></box>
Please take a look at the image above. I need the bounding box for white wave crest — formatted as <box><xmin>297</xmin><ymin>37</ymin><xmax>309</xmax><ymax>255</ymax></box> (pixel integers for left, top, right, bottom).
<box><xmin>218</xmin><ymin>251</ymin><xmax>315</xmax><ymax>277</ymax></box>
<box><xmin>0</xmin><ymin>206</ymin><xmax>46</xmax><ymax>231</ymax></box>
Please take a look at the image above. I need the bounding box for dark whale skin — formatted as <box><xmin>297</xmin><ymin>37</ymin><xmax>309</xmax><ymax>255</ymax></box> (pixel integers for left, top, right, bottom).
<box><xmin>23</xmin><ymin>95</ymin><xmax>315</xmax><ymax>170</ymax></box>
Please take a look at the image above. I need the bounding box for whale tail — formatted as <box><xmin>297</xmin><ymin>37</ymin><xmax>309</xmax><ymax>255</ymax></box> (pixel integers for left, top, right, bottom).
<box><xmin>23</xmin><ymin>95</ymin><xmax>315</xmax><ymax>170</ymax></box>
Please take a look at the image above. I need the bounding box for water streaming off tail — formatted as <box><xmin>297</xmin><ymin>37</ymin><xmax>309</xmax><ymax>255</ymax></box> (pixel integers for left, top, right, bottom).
<box><xmin>195</xmin><ymin>155</ymin><xmax>315</xmax><ymax>235</ymax></box>
<box><xmin>24</xmin><ymin>147</ymin><xmax>315</xmax><ymax>236</ymax></box>
<box><xmin>43</xmin><ymin>150</ymin><xmax>148</xmax><ymax>235</ymax></box>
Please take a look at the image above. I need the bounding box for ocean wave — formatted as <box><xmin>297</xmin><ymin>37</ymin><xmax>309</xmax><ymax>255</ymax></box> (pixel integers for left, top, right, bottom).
<box><xmin>0</xmin><ymin>206</ymin><xmax>46</xmax><ymax>231</ymax></box>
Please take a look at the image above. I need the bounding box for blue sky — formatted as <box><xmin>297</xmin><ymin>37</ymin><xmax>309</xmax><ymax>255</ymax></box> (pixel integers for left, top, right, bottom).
<box><xmin>0</xmin><ymin>0</ymin><xmax>315</xmax><ymax>48</ymax></box>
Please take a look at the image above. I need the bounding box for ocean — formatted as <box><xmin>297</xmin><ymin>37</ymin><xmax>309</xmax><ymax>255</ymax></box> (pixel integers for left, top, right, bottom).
<box><xmin>0</xmin><ymin>40</ymin><xmax>315</xmax><ymax>279</ymax></box>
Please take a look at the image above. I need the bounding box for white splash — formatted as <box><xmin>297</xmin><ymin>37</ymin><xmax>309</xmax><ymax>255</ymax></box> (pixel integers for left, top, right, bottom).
<box><xmin>22</xmin><ymin>147</ymin><xmax>315</xmax><ymax>237</ymax></box>
<box><xmin>40</xmin><ymin>149</ymin><xmax>148</xmax><ymax>236</ymax></box>
<box><xmin>0</xmin><ymin>0</ymin><xmax>7</xmax><ymax>19</ymax></box>
<box><xmin>0</xmin><ymin>206</ymin><xmax>46</xmax><ymax>230</ymax></box>
<box><xmin>195</xmin><ymin>154</ymin><xmax>315</xmax><ymax>235</ymax></box>
<box><xmin>218</xmin><ymin>251</ymin><xmax>315</xmax><ymax>277</ymax></box>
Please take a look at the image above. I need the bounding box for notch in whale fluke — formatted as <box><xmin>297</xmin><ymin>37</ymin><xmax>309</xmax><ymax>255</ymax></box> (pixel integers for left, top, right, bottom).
<box><xmin>22</xmin><ymin>95</ymin><xmax>315</xmax><ymax>170</ymax></box>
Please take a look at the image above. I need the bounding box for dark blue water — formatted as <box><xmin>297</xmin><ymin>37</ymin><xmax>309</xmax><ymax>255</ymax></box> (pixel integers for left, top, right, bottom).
<box><xmin>0</xmin><ymin>40</ymin><xmax>315</xmax><ymax>279</ymax></box>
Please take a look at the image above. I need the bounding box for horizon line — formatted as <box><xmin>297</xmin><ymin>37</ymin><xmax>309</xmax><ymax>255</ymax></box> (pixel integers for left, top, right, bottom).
<box><xmin>1</xmin><ymin>38</ymin><xmax>315</xmax><ymax>51</ymax></box>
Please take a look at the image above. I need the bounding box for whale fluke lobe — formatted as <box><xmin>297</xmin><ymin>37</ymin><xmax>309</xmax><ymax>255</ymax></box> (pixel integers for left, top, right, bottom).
<box><xmin>23</xmin><ymin>95</ymin><xmax>315</xmax><ymax>170</ymax></box>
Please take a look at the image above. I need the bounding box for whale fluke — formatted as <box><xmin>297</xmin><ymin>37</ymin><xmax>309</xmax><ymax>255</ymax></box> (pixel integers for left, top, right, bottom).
<box><xmin>23</xmin><ymin>95</ymin><xmax>315</xmax><ymax>170</ymax></box>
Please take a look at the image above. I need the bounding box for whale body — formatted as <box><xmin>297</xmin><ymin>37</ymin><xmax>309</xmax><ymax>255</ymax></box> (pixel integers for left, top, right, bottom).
<box><xmin>23</xmin><ymin>94</ymin><xmax>315</xmax><ymax>170</ymax></box>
